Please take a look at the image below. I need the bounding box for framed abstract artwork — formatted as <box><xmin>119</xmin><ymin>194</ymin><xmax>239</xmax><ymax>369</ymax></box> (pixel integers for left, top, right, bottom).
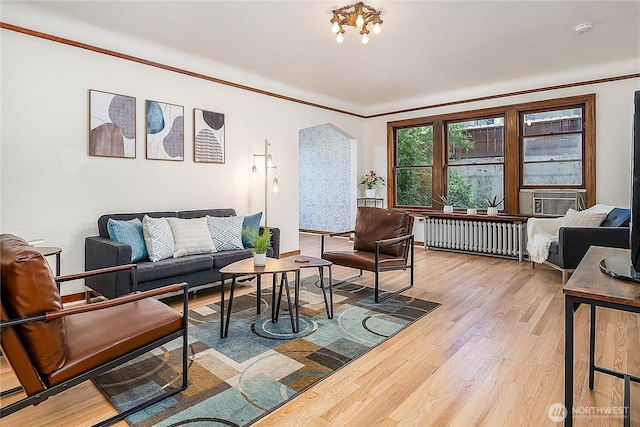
<box><xmin>146</xmin><ymin>100</ymin><xmax>184</xmax><ymax>161</ymax></box>
<box><xmin>194</xmin><ymin>109</ymin><xmax>225</xmax><ymax>163</ymax></box>
<box><xmin>89</xmin><ymin>89</ymin><xmax>136</xmax><ymax>158</ymax></box>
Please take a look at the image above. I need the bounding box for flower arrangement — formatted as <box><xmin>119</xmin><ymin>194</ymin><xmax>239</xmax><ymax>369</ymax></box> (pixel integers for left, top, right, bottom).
<box><xmin>360</xmin><ymin>170</ymin><xmax>386</xmax><ymax>189</ymax></box>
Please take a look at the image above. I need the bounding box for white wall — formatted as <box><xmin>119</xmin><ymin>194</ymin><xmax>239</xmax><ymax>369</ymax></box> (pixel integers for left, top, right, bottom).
<box><xmin>0</xmin><ymin>29</ymin><xmax>365</xmax><ymax>294</ymax></box>
<box><xmin>364</xmin><ymin>77</ymin><xmax>640</xmax><ymax>209</ymax></box>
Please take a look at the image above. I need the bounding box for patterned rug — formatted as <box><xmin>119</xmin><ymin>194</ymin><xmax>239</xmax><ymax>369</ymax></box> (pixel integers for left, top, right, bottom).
<box><xmin>93</xmin><ymin>276</ymin><xmax>440</xmax><ymax>426</ymax></box>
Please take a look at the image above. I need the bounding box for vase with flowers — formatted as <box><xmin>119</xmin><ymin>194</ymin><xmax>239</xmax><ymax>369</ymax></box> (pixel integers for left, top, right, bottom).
<box><xmin>360</xmin><ymin>170</ymin><xmax>385</xmax><ymax>198</ymax></box>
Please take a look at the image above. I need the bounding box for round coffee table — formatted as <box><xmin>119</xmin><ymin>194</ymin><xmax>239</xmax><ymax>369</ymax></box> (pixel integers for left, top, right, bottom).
<box><xmin>219</xmin><ymin>258</ymin><xmax>300</xmax><ymax>338</ymax></box>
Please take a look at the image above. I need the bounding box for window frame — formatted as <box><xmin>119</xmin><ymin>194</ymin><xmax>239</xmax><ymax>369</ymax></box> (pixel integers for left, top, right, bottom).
<box><xmin>387</xmin><ymin>94</ymin><xmax>596</xmax><ymax>213</ymax></box>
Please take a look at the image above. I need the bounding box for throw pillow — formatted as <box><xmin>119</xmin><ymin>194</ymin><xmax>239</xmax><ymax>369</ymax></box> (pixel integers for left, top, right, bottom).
<box><xmin>206</xmin><ymin>215</ymin><xmax>244</xmax><ymax>251</ymax></box>
<box><xmin>142</xmin><ymin>215</ymin><xmax>175</xmax><ymax>262</ymax></box>
<box><xmin>562</xmin><ymin>209</ymin><xmax>608</xmax><ymax>227</ymax></box>
<box><xmin>166</xmin><ymin>217</ymin><xmax>216</xmax><ymax>257</ymax></box>
<box><xmin>107</xmin><ymin>218</ymin><xmax>148</xmax><ymax>262</ymax></box>
<box><xmin>241</xmin><ymin>212</ymin><xmax>263</xmax><ymax>248</ymax></box>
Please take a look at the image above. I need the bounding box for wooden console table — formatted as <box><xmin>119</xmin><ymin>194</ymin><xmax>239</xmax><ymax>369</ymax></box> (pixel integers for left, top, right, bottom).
<box><xmin>564</xmin><ymin>246</ymin><xmax>639</xmax><ymax>426</ymax></box>
<box><xmin>421</xmin><ymin>211</ymin><xmax>528</xmax><ymax>261</ymax></box>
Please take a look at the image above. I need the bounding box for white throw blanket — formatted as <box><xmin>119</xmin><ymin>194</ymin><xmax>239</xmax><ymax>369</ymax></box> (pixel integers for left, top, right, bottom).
<box><xmin>526</xmin><ymin>217</ymin><xmax>562</xmax><ymax>263</ymax></box>
<box><xmin>526</xmin><ymin>204</ymin><xmax>616</xmax><ymax>263</ymax></box>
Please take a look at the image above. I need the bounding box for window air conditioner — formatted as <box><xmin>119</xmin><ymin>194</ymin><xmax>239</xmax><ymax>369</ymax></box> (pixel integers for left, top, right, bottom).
<box><xmin>519</xmin><ymin>189</ymin><xmax>586</xmax><ymax>216</ymax></box>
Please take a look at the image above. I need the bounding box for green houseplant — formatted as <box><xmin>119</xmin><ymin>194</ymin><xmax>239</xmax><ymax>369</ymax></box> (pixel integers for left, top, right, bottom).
<box><xmin>243</xmin><ymin>227</ymin><xmax>271</xmax><ymax>266</ymax></box>
<box><xmin>436</xmin><ymin>195</ymin><xmax>454</xmax><ymax>214</ymax></box>
<box><xmin>483</xmin><ymin>195</ymin><xmax>504</xmax><ymax>216</ymax></box>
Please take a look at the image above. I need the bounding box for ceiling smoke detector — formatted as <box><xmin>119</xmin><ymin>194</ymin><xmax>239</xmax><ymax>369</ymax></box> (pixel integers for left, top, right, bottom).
<box><xmin>574</xmin><ymin>22</ymin><xmax>593</xmax><ymax>34</ymax></box>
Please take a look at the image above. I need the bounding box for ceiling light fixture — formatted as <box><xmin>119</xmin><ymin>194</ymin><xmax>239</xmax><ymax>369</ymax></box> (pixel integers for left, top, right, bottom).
<box><xmin>574</xmin><ymin>22</ymin><xmax>593</xmax><ymax>34</ymax></box>
<box><xmin>330</xmin><ymin>2</ymin><xmax>383</xmax><ymax>44</ymax></box>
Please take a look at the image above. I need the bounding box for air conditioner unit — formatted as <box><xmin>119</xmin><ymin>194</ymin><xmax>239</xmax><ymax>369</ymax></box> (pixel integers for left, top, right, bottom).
<box><xmin>519</xmin><ymin>189</ymin><xmax>586</xmax><ymax>216</ymax></box>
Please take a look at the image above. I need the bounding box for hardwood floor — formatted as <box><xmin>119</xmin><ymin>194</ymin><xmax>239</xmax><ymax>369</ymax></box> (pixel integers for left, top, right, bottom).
<box><xmin>2</xmin><ymin>233</ymin><xmax>638</xmax><ymax>426</ymax></box>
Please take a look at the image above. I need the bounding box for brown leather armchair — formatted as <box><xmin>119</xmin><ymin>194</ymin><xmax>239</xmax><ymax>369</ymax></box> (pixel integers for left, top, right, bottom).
<box><xmin>0</xmin><ymin>234</ymin><xmax>189</xmax><ymax>425</ymax></box>
<box><xmin>321</xmin><ymin>207</ymin><xmax>415</xmax><ymax>303</ymax></box>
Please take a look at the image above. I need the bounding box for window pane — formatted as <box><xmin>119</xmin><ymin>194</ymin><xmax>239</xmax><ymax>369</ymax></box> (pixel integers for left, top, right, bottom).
<box><xmin>397</xmin><ymin>126</ymin><xmax>433</xmax><ymax>166</ymax></box>
<box><xmin>448</xmin><ymin>118</ymin><xmax>504</xmax><ymax>165</ymax></box>
<box><xmin>523</xmin><ymin>108</ymin><xmax>582</xmax><ymax>135</ymax></box>
<box><xmin>447</xmin><ymin>165</ymin><xmax>504</xmax><ymax>209</ymax></box>
<box><xmin>396</xmin><ymin>168</ymin><xmax>432</xmax><ymax>207</ymax></box>
<box><xmin>522</xmin><ymin>134</ymin><xmax>582</xmax><ymax>186</ymax></box>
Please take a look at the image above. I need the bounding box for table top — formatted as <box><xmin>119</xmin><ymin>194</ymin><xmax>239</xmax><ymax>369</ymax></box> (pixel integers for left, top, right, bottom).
<box><xmin>289</xmin><ymin>255</ymin><xmax>332</xmax><ymax>268</ymax></box>
<box><xmin>220</xmin><ymin>257</ymin><xmax>300</xmax><ymax>275</ymax></box>
<box><xmin>563</xmin><ymin>246</ymin><xmax>640</xmax><ymax>308</ymax></box>
<box><xmin>34</xmin><ymin>246</ymin><xmax>62</xmax><ymax>256</ymax></box>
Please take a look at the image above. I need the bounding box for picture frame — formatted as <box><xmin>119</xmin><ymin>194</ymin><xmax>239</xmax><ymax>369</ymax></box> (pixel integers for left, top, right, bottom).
<box><xmin>146</xmin><ymin>100</ymin><xmax>184</xmax><ymax>161</ymax></box>
<box><xmin>194</xmin><ymin>108</ymin><xmax>225</xmax><ymax>163</ymax></box>
<box><xmin>89</xmin><ymin>89</ymin><xmax>136</xmax><ymax>158</ymax></box>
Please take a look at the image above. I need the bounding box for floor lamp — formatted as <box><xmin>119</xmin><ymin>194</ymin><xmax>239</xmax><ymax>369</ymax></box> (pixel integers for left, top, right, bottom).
<box><xmin>252</xmin><ymin>139</ymin><xmax>278</xmax><ymax>227</ymax></box>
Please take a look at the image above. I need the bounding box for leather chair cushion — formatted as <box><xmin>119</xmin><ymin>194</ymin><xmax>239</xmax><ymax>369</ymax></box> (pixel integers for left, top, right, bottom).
<box><xmin>47</xmin><ymin>298</ymin><xmax>183</xmax><ymax>386</ymax></box>
<box><xmin>601</xmin><ymin>208</ymin><xmax>631</xmax><ymax>227</ymax></box>
<box><xmin>0</xmin><ymin>234</ymin><xmax>67</xmax><ymax>374</ymax></box>
<box><xmin>323</xmin><ymin>250</ymin><xmax>408</xmax><ymax>271</ymax></box>
<box><xmin>353</xmin><ymin>207</ymin><xmax>413</xmax><ymax>257</ymax></box>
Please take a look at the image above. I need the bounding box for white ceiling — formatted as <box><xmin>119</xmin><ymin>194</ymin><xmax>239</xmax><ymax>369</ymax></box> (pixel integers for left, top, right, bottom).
<box><xmin>5</xmin><ymin>1</ymin><xmax>640</xmax><ymax>115</ymax></box>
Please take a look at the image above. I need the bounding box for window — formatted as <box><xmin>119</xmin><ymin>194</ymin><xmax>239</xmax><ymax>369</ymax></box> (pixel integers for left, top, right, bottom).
<box><xmin>387</xmin><ymin>94</ymin><xmax>595</xmax><ymax>213</ymax></box>
<box><xmin>395</xmin><ymin>125</ymin><xmax>433</xmax><ymax>207</ymax></box>
<box><xmin>521</xmin><ymin>107</ymin><xmax>583</xmax><ymax>187</ymax></box>
<box><xmin>447</xmin><ymin>117</ymin><xmax>505</xmax><ymax>209</ymax></box>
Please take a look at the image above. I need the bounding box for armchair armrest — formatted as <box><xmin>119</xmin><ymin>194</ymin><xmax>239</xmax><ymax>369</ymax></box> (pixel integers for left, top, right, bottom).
<box><xmin>321</xmin><ymin>230</ymin><xmax>355</xmax><ymax>256</ymax></box>
<box><xmin>262</xmin><ymin>226</ymin><xmax>281</xmax><ymax>259</ymax></box>
<box><xmin>558</xmin><ymin>226</ymin><xmax>630</xmax><ymax>269</ymax></box>
<box><xmin>1</xmin><ymin>283</ymin><xmax>187</xmax><ymax>328</ymax></box>
<box><xmin>85</xmin><ymin>236</ymin><xmax>136</xmax><ymax>298</ymax></box>
<box><xmin>376</xmin><ymin>234</ymin><xmax>414</xmax><ymax>246</ymax></box>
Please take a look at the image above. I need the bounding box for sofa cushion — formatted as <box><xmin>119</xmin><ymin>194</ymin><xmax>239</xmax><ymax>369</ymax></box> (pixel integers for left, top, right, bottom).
<box><xmin>211</xmin><ymin>249</ymin><xmax>253</xmax><ymax>268</ymax></box>
<box><xmin>242</xmin><ymin>212</ymin><xmax>263</xmax><ymax>248</ymax></box>
<box><xmin>107</xmin><ymin>218</ymin><xmax>148</xmax><ymax>262</ymax></box>
<box><xmin>98</xmin><ymin>212</ymin><xmax>177</xmax><ymax>238</ymax></box>
<box><xmin>562</xmin><ymin>209</ymin><xmax>607</xmax><ymax>227</ymax></box>
<box><xmin>206</xmin><ymin>215</ymin><xmax>244</xmax><ymax>251</ymax></box>
<box><xmin>601</xmin><ymin>207</ymin><xmax>631</xmax><ymax>227</ymax></box>
<box><xmin>136</xmin><ymin>254</ymin><xmax>214</xmax><ymax>282</ymax></box>
<box><xmin>0</xmin><ymin>234</ymin><xmax>66</xmax><ymax>375</ymax></box>
<box><xmin>166</xmin><ymin>217</ymin><xmax>215</xmax><ymax>257</ymax></box>
<box><xmin>142</xmin><ymin>216</ymin><xmax>175</xmax><ymax>262</ymax></box>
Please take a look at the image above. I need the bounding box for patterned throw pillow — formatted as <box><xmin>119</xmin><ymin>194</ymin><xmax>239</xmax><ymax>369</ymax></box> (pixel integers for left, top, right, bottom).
<box><xmin>142</xmin><ymin>215</ymin><xmax>175</xmax><ymax>262</ymax></box>
<box><xmin>166</xmin><ymin>217</ymin><xmax>216</xmax><ymax>257</ymax></box>
<box><xmin>241</xmin><ymin>212</ymin><xmax>263</xmax><ymax>248</ymax></box>
<box><xmin>107</xmin><ymin>218</ymin><xmax>148</xmax><ymax>262</ymax></box>
<box><xmin>562</xmin><ymin>209</ymin><xmax>608</xmax><ymax>227</ymax></box>
<box><xmin>206</xmin><ymin>215</ymin><xmax>244</xmax><ymax>251</ymax></box>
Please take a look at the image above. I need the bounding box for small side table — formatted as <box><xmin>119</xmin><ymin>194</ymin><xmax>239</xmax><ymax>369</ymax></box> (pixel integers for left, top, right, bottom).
<box><xmin>219</xmin><ymin>258</ymin><xmax>301</xmax><ymax>338</ymax></box>
<box><xmin>35</xmin><ymin>246</ymin><xmax>62</xmax><ymax>276</ymax></box>
<box><xmin>288</xmin><ymin>256</ymin><xmax>333</xmax><ymax>319</ymax></box>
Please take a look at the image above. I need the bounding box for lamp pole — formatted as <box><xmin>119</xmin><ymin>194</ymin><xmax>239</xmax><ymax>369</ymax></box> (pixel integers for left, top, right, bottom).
<box><xmin>252</xmin><ymin>139</ymin><xmax>277</xmax><ymax>227</ymax></box>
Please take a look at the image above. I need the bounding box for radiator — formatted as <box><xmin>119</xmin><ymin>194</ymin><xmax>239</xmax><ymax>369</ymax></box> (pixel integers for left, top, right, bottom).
<box><xmin>424</xmin><ymin>218</ymin><xmax>524</xmax><ymax>260</ymax></box>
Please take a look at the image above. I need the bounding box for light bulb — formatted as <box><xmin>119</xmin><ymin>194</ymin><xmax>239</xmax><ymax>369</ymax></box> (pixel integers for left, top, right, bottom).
<box><xmin>267</xmin><ymin>154</ymin><xmax>273</xmax><ymax>168</ymax></box>
<box><xmin>336</xmin><ymin>33</ymin><xmax>344</xmax><ymax>43</ymax></box>
<box><xmin>332</xmin><ymin>21</ymin><xmax>340</xmax><ymax>34</ymax></box>
<box><xmin>361</xmin><ymin>33</ymin><xmax>369</xmax><ymax>44</ymax></box>
<box><xmin>373</xmin><ymin>22</ymin><xmax>381</xmax><ymax>34</ymax></box>
<box><xmin>272</xmin><ymin>177</ymin><xmax>279</xmax><ymax>193</ymax></box>
<box><xmin>356</xmin><ymin>14</ymin><xmax>364</xmax><ymax>27</ymax></box>
<box><xmin>251</xmin><ymin>164</ymin><xmax>258</xmax><ymax>181</ymax></box>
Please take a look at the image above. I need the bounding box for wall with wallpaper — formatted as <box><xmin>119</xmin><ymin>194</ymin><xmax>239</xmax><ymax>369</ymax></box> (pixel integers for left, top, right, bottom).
<box><xmin>299</xmin><ymin>124</ymin><xmax>357</xmax><ymax>232</ymax></box>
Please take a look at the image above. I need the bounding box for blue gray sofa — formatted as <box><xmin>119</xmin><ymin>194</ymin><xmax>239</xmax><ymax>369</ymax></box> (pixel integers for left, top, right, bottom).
<box><xmin>85</xmin><ymin>208</ymin><xmax>280</xmax><ymax>299</ymax></box>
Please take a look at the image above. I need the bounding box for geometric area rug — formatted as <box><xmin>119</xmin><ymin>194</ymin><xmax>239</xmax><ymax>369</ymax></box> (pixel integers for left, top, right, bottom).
<box><xmin>93</xmin><ymin>276</ymin><xmax>441</xmax><ymax>427</ymax></box>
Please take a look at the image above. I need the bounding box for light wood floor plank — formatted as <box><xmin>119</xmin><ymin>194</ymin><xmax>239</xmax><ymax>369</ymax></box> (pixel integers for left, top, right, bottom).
<box><xmin>2</xmin><ymin>232</ymin><xmax>639</xmax><ymax>426</ymax></box>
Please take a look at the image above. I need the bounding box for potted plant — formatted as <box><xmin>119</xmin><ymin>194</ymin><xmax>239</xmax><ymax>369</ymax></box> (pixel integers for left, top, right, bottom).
<box><xmin>483</xmin><ymin>195</ymin><xmax>504</xmax><ymax>216</ymax></box>
<box><xmin>437</xmin><ymin>195</ymin><xmax>454</xmax><ymax>214</ymax></box>
<box><xmin>360</xmin><ymin>170</ymin><xmax>385</xmax><ymax>198</ymax></box>
<box><xmin>243</xmin><ymin>227</ymin><xmax>271</xmax><ymax>266</ymax></box>
<box><xmin>466</xmin><ymin>201</ymin><xmax>477</xmax><ymax>216</ymax></box>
